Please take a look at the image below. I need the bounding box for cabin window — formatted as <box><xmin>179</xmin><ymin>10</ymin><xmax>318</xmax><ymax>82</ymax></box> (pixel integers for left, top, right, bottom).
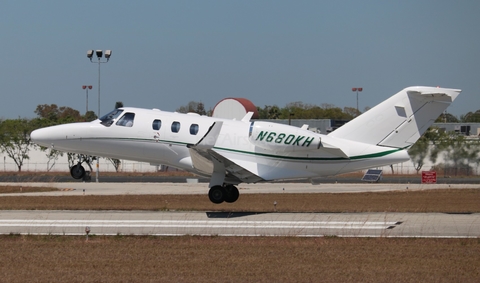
<box><xmin>171</xmin><ymin>121</ymin><xmax>181</xmax><ymax>133</ymax></box>
<box><xmin>190</xmin><ymin>124</ymin><xmax>199</xmax><ymax>135</ymax></box>
<box><xmin>100</xmin><ymin>109</ymin><xmax>124</xmax><ymax>127</ymax></box>
<box><xmin>116</xmin><ymin>112</ymin><xmax>135</xmax><ymax>127</ymax></box>
<box><xmin>152</xmin><ymin>119</ymin><xmax>162</xmax><ymax>130</ymax></box>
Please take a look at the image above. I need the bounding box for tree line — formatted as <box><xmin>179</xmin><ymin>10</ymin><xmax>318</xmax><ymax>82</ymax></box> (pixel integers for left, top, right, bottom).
<box><xmin>408</xmin><ymin>128</ymin><xmax>480</xmax><ymax>176</ymax></box>
<box><xmin>0</xmin><ymin>101</ymin><xmax>478</xmax><ymax>173</ymax></box>
<box><xmin>177</xmin><ymin>100</ymin><xmax>480</xmax><ymax>122</ymax></box>
<box><xmin>0</xmin><ymin>104</ymin><xmax>118</xmax><ymax>172</ymax></box>
<box><xmin>175</xmin><ymin>101</ymin><xmax>362</xmax><ymax>120</ymax></box>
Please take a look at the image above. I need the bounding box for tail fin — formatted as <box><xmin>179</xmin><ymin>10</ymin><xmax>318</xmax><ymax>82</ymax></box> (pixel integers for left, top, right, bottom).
<box><xmin>329</xmin><ymin>86</ymin><xmax>461</xmax><ymax>148</ymax></box>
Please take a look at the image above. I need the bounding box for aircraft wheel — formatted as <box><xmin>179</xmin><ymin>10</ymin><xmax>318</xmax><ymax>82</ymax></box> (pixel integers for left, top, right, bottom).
<box><xmin>224</xmin><ymin>185</ymin><xmax>239</xmax><ymax>203</ymax></box>
<box><xmin>70</xmin><ymin>164</ymin><xmax>86</xmax><ymax>179</ymax></box>
<box><xmin>208</xmin><ymin>186</ymin><xmax>225</xmax><ymax>204</ymax></box>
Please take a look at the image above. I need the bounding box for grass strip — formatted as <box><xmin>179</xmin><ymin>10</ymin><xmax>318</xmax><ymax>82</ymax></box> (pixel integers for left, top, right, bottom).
<box><xmin>0</xmin><ymin>235</ymin><xmax>479</xmax><ymax>283</ymax></box>
<box><xmin>0</xmin><ymin>186</ymin><xmax>58</xmax><ymax>194</ymax></box>
<box><xmin>0</xmin><ymin>189</ymin><xmax>479</xmax><ymax>213</ymax></box>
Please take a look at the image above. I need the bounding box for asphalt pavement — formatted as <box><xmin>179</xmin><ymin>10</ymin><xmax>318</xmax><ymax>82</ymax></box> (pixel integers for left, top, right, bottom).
<box><xmin>0</xmin><ymin>210</ymin><xmax>478</xmax><ymax>238</ymax></box>
<box><xmin>1</xmin><ymin>173</ymin><xmax>480</xmax><ymax>184</ymax></box>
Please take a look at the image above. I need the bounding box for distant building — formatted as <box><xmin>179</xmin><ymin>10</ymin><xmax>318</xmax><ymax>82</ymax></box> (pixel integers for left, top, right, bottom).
<box><xmin>259</xmin><ymin>119</ymin><xmax>349</xmax><ymax>134</ymax></box>
<box><xmin>433</xmin><ymin>123</ymin><xmax>480</xmax><ymax>136</ymax></box>
<box><xmin>212</xmin><ymin>98</ymin><xmax>259</xmax><ymax>120</ymax></box>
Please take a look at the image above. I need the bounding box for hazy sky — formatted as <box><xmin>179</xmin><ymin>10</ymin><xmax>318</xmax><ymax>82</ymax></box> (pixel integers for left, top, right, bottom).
<box><xmin>1</xmin><ymin>1</ymin><xmax>478</xmax><ymax>119</ymax></box>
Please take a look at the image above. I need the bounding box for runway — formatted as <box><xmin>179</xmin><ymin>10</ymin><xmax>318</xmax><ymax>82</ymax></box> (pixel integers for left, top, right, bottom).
<box><xmin>0</xmin><ymin>210</ymin><xmax>478</xmax><ymax>238</ymax></box>
<box><xmin>1</xmin><ymin>182</ymin><xmax>479</xmax><ymax>238</ymax></box>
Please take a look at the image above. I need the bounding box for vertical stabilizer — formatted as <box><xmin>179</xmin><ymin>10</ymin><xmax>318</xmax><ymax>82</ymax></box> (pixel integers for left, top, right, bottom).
<box><xmin>329</xmin><ymin>86</ymin><xmax>461</xmax><ymax>148</ymax></box>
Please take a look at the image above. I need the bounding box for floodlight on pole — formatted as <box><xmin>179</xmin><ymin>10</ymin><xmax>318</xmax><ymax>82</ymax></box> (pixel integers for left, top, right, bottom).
<box><xmin>87</xmin><ymin>50</ymin><xmax>94</xmax><ymax>59</ymax></box>
<box><xmin>104</xmin><ymin>50</ymin><xmax>112</xmax><ymax>59</ymax></box>
<box><xmin>352</xmin><ymin>87</ymin><xmax>363</xmax><ymax>115</ymax></box>
<box><xmin>87</xmin><ymin>49</ymin><xmax>112</xmax><ymax>183</ymax></box>
<box><xmin>87</xmin><ymin>49</ymin><xmax>112</xmax><ymax>118</ymax></box>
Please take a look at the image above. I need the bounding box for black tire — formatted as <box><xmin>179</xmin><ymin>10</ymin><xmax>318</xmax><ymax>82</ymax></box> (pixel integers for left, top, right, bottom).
<box><xmin>224</xmin><ymin>185</ymin><xmax>239</xmax><ymax>203</ymax></box>
<box><xmin>208</xmin><ymin>186</ymin><xmax>225</xmax><ymax>204</ymax></box>
<box><xmin>70</xmin><ymin>164</ymin><xmax>86</xmax><ymax>179</ymax></box>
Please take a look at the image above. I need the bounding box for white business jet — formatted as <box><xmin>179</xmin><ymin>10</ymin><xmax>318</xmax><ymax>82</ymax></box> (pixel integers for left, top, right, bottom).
<box><xmin>31</xmin><ymin>86</ymin><xmax>460</xmax><ymax>203</ymax></box>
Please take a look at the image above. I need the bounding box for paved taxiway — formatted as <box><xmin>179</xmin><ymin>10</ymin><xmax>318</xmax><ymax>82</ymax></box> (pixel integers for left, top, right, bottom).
<box><xmin>2</xmin><ymin>181</ymin><xmax>480</xmax><ymax>196</ymax></box>
<box><xmin>1</xmin><ymin>182</ymin><xmax>479</xmax><ymax>238</ymax></box>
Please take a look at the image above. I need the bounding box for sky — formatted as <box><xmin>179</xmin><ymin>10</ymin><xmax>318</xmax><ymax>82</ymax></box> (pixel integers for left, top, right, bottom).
<box><xmin>0</xmin><ymin>1</ymin><xmax>479</xmax><ymax>119</ymax></box>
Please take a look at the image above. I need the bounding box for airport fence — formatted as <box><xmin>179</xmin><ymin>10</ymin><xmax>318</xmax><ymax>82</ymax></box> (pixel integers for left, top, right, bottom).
<box><xmin>4</xmin><ymin>160</ymin><xmax>479</xmax><ymax>176</ymax></box>
<box><xmin>2</xmin><ymin>161</ymin><xmax>159</xmax><ymax>173</ymax></box>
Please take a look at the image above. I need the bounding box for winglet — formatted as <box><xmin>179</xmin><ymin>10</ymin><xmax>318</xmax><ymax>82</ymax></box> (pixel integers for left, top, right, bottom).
<box><xmin>188</xmin><ymin>121</ymin><xmax>223</xmax><ymax>150</ymax></box>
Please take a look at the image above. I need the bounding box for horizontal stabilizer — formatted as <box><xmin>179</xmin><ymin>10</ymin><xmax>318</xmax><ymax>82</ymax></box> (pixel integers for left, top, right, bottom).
<box><xmin>241</xmin><ymin>112</ymin><xmax>254</xmax><ymax>122</ymax></box>
<box><xmin>407</xmin><ymin>89</ymin><xmax>458</xmax><ymax>100</ymax></box>
<box><xmin>320</xmin><ymin>141</ymin><xmax>349</xmax><ymax>159</ymax></box>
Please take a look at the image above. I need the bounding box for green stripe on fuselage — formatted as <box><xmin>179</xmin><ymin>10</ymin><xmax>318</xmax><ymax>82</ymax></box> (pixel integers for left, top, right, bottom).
<box><xmin>77</xmin><ymin>137</ymin><xmax>403</xmax><ymax>162</ymax></box>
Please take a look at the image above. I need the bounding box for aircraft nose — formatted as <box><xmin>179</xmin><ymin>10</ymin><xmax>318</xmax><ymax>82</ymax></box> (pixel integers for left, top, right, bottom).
<box><xmin>31</xmin><ymin>122</ymin><xmax>94</xmax><ymax>151</ymax></box>
<box><xmin>31</xmin><ymin>124</ymin><xmax>72</xmax><ymax>148</ymax></box>
<box><xmin>30</xmin><ymin>127</ymin><xmax>54</xmax><ymax>147</ymax></box>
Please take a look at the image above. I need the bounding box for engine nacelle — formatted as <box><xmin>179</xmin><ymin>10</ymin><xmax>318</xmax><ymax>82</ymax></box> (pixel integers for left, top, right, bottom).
<box><xmin>249</xmin><ymin>121</ymin><xmax>321</xmax><ymax>152</ymax></box>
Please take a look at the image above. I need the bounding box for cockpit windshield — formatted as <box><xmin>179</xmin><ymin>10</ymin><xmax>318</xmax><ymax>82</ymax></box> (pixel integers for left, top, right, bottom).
<box><xmin>116</xmin><ymin>113</ymin><xmax>135</xmax><ymax>127</ymax></box>
<box><xmin>100</xmin><ymin>109</ymin><xmax>124</xmax><ymax>127</ymax></box>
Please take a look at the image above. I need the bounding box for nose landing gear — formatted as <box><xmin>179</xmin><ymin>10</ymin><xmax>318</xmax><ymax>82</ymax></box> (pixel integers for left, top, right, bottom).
<box><xmin>70</xmin><ymin>164</ymin><xmax>86</xmax><ymax>179</ymax></box>
<box><xmin>69</xmin><ymin>154</ymin><xmax>94</xmax><ymax>180</ymax></box>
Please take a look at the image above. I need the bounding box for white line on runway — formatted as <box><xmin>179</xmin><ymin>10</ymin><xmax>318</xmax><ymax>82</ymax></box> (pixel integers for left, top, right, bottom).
<box><xmin>0</xmin><ymin>219</ymin><xmax>399</xmax><ymax>230</ymax></box>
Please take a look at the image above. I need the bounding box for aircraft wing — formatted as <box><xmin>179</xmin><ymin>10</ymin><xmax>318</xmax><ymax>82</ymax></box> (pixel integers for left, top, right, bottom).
<box><xmin>188</xmin><ymin>122</ymin><xmax>264</xmax><ymax>184</ymax></box>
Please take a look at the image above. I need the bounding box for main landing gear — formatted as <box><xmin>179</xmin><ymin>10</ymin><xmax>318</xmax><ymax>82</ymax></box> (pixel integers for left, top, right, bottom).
<box><xmin>208</xmin><ymin>184</ymin><xmax>240</xmax><ymax>204</ymax></box>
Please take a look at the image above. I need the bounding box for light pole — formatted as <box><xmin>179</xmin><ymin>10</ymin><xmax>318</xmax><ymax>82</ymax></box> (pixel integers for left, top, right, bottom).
<box><xmin>87</xmin><ymin>50</ymin><xmax>111</xmax><ymax>117</ymax></box>
<box><xmin>351</xmin><ymin>87</ymin><xmax>363</xmax><ymax>115</ymax></box>
<box><xmin>82</xmin><ymin>85</ymin><xmax>92</xmax><ymax>113</ymax></box>
<box><xmin>87</xmin><ymin>49</ymin><xmax>112</xmax><ymax>182</ymax></box>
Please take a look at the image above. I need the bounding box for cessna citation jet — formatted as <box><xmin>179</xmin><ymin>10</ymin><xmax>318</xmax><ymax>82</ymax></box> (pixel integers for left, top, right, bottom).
<box><xmin>31</xmin><ymin>86</ymin><xmax>460</xmax><ymax>204</ymax></box>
